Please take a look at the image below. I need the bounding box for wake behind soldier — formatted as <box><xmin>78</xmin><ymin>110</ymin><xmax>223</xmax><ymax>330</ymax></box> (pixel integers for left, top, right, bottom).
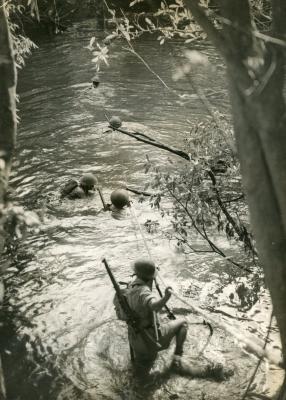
<box><xmin>126</xmin><ymin>259</ymin><xmax>188</xmax><ymax>374</ymax></box>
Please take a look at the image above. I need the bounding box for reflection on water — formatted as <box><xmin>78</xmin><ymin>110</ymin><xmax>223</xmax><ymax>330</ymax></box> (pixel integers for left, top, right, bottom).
<box><xmin>2</xmin><ymin>20</ymin><xmax>271</xmax><ymax>400</ymax></box>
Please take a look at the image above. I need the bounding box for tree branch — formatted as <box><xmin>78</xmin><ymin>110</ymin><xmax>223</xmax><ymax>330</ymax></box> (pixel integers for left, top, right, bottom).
<box><xmin>124</xmin><ymin>186</ymin><xmax>152</xmax><ymax>197</ymax></box>
<box><xmin>217</xmin><ymin>16</ymin><xmax>286</xmax><ymax>49</ymax></box>
<box><xmin>208</xmin><ymin>170</ymin><xmax>243</xmax><ymax>238</ymax></box>
<box><xmin>166</xmin><ymin>185</ymin><xmax>252</xmax><ymax>273</ymax></box>
<box><xmin>111</xmin><ymin>125</ymin><xmax>191</xmax><ymax>161</ymax></box>
<box><xmin>183</xmin><ymin>0</ymin><xmax>228</xmax><ymax>57</ymax></box>
<box><xmin>208</xmin><ymin>170</ymin><xmax>256</xmax><ymax>255</ymax></box>
<box><xmin>111</xmin><ymin>123</ymin><xmax>255</xmax><ymax>260</ymax></box>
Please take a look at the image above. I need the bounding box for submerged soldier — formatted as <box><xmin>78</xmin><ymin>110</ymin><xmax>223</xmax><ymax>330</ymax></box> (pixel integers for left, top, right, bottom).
<box><xmin>127</xmin><ymin>259</ymin><xmax>188</xmax><ymax>374</ymax></box>
<box><xmin>126</xmin><ymin>259</ymin><xmax>232</xmax><ymax>380</ymax></box>
<box><xmin>98</xmin><ymin>188</ymin><xmax>130</xmax><ymax>215</ymax></box>
<box><xmin>60</xmin><ymin>173</ymin><xmax>97</xmax><ymax>200</ymax></box>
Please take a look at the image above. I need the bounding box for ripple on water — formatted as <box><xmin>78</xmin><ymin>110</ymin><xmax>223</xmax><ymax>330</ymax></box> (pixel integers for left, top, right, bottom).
<box><xmin>3</xmin><ymin>21</ymin><xmax>278</xmax><ymax>400</ymax></box>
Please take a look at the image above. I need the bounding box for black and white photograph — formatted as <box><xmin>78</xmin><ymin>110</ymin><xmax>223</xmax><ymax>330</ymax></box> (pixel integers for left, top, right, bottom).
<box><xmin>0</xmin><ymin>0</ymin><xmax>285</xmax><ymax>399</ymax></box>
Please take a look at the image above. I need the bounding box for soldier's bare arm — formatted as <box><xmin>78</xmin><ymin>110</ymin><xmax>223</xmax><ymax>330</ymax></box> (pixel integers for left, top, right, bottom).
<box><xmin>149</xmin><ymin>287</ymin><xmax>172</xmax><ymax>312</ymax></box>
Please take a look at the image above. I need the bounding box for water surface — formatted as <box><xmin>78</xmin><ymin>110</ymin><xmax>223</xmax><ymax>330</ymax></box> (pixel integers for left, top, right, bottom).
<box><xmin>2</xmin><ymin>20</ymin><xmax>274</xmax><ymax>400</ymax></box>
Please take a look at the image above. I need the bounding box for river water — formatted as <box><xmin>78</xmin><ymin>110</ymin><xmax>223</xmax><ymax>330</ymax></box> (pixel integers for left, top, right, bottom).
<box><xmin>1</xmin><ymin>20</ymin><xmax>279</xmax><ymax>400</ymax></box>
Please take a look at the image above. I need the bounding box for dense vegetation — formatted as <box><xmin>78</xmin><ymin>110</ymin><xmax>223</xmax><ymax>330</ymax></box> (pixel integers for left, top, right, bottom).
<box><xmin>7</xmin><ymin>0</ymin><xmax>272</xmax><ymax>66</ymax></box>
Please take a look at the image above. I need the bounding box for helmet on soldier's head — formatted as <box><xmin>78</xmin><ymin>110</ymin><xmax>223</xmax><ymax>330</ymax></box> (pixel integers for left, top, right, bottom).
<box><xmin>110</xmin><ymin>189</ymin><xmax>130</xmax><ymax>209</ymax></box>
<box><xmin>134</xmin><ymin>259</ymin><xmax>156</xmax><ymax>281</ymax></box>
<box><xmin>109</xmin><ymin>116</ymin><xmax>122</xmax><ymax>129</ymax></box>
<box><xmin>80</xmin><ymin>173</ymin><xmax>97</xmax><ymax>189</ymax></box>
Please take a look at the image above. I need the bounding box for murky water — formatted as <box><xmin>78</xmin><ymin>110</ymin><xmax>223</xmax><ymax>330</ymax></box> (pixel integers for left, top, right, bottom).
<box><xmin>1</xmin><ymin>20</ymin><xmax>277</xmax><ymax>400</ymax></box>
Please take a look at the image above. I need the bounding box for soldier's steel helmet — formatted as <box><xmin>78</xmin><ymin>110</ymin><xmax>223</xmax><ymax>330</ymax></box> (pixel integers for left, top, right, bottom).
<box><xmin>109</xmin><ymin>116</ymin><xmax>122</xmax><ymax>129</ymax></box>
<box><xmin>110</xmin><ymin>189</ymin><xmax>130</xmax><ymax>209</ymax></box>
<box><xmin>80</xmin><ymin>173</ymin><xmax>97</xmax><ymax>188</ymax></box>
<box><xmin>134</xmin><ymin>259</ymin><xmax>156</xmax><ymax>280</ymax></box>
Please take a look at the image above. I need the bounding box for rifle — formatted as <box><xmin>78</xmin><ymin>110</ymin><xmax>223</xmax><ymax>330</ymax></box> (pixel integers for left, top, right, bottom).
<box><xmin>97</xmin><ymin>187</ymin><xmax>111</xmax><ymax>211</ymax></box>
<box><xmin>102</xmin><ymin>258</ymin><xmax>162</xmax><ymax>354</ymax></box>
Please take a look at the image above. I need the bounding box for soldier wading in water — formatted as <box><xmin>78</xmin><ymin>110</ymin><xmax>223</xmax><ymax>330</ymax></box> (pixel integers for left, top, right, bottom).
<box><xmin>60</xmin><ymin>173</ymin><xmax>97</xmax><ymax>200</ymax></box>
<box><xmin>126</xmin><ymin>259</ymin><xmax>188</xmax><ymax>374</ymax></box>
<box><xmin>114</xmin><ymin>259</ymin><xmax>232</xmax><ymax>380</ymax></box>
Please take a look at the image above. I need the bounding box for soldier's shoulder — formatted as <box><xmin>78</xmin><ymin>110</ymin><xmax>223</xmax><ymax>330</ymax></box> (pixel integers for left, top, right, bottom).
<box><xmin>60</xmin><ymin>179</ymin><xmax>78</xmax><ymax>198</ymax></box>
<box><xmin>68</xmin><ymin>186</ymin><xmax>85</xmax><ymax>199</ymax></box>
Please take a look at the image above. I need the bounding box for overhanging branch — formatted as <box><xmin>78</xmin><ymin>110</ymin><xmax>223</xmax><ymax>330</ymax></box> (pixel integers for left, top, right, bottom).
<box><xmin>110</xmin><ymin>125</ymin><xmax>191</xmax><ymax>161</ymax></box>
<box><xmin>109</xmin><ymin>123</ymin><xmax>254</xmax><ymax>258</ymax></box>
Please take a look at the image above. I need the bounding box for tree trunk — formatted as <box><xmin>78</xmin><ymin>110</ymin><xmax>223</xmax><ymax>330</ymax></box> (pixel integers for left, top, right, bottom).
<box><xmin>227</xmin><ymin>59</ymin><xmax>286</xmax><ymax>398</ymax></box>
<box><xmin>0</xmin><ymin>0</ymin><xmax>17</xmax><ymax>242</ymax></box>
<box><xmin>228</xmin><ymin>77</ymin><xmax>286</xmax><ymax>360</ymax></box>
<box><xmin>184</xmin><ymin>0</ymin><xmax>286</xmax><ymax>394</ymax></box>
<box><xmin>0</xmin><ymin>1</ymin><xmax>17</xmax><ymax>398</ymax></box>
<box><xmin>220</xmin><ymin>0</ymin><xmax>286</xmax><ymax>367</ymax></box>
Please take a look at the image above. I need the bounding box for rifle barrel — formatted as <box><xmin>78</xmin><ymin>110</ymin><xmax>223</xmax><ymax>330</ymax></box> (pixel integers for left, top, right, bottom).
<box><xmin>102</xmin><ymin>258</ymin><xmax>120</xmax><ymax>291</ymax></box>
<box><xmin>97</xmin><ymin>187</ymin><xmax>107</xmax><ymax>209</ymax></box>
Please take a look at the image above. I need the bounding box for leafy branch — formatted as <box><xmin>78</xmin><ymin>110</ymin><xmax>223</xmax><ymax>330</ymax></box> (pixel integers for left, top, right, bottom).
<box><xmin>165</xmin><ymin>183</ymin><xmax>252</xmax><ymax>272</ymax></box>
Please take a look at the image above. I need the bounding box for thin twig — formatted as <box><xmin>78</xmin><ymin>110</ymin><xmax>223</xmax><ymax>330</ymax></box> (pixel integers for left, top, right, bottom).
<box><xmin>218</xmin><ymin>16</ymin><xmax>286</xmax><ymax>49</ymax></box>
<box><xmin>124</xmin><ymin>46</ymin><xmax>170</xmax><ymax>90</ymax></box>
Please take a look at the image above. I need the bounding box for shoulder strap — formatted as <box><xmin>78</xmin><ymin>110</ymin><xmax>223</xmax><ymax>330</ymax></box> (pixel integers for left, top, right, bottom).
<box><xmin>130</xmin><ymin>278</ymin><xmax>146</xmax><ymax>289</ymax></box>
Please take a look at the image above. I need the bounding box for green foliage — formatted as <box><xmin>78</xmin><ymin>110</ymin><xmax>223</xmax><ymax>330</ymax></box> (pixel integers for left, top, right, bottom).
<box><xmin>250</xmin><ymin>0</ymin><xmax>271</xmax><ymax>30</ymax></box>
<box><xmin>6</xmin><ymin>0</ymin><xmax>100</xmax><ymax>66</ymax></box>
<box><xmin>5</xmin><ymin>1</ymin><xmax>38</xmax><ymax>67</ymax></box>
<box><xmin>88</xmin><ymin>0</ymin><xmax>207</xmax><ymax>71</ymax></box>
<box><xmin>96</xmin><ymin>0</ymin><xmax>271</xmax><ymax>56</ymax></box>
<box><xmin>90</xmin><ymin>41</ymin><xmax>110</xmax><ymax>71</ymax></box>
<box><xmin>143</xmin><ymin>114</ymin><xmax>257</xmax><ymax>268</ymax></box>
<box><xmin>9</xmin><ymin>24</ymin><xmax>37</xmax><ymax>68</ymax></box>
